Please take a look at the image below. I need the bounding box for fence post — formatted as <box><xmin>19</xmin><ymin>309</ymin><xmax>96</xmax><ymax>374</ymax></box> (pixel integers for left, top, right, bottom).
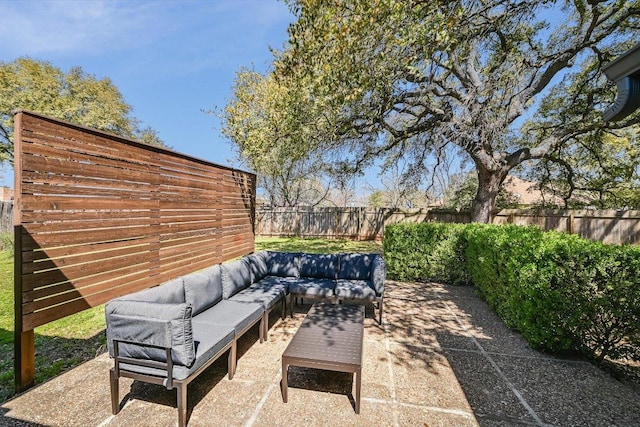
<box><xmin>14</xmin><ymin>223</ymin><xmax>35</xmax><ymax>392</ymax></box>
<box><xmin>567</xmin><ymin>212</ymin><xmax>574</xmax><ymax>234</ymax></box>
<box><xmin>13</xmin><ymin>111</ymin><xmax>36</xmax><ymax>392</ymax></box>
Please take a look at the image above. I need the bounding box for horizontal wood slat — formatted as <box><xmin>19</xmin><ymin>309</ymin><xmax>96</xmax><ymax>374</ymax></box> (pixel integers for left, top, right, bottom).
<box><xmin>15</xmin><ymin>111</ymin><xmax>256</xmax><ymax>331</ymax></box>
<box><xmin>22</xmin><ymin>250</ymin><xmax>157</xmax><ymax>292</ymax></box>
<box><xmin>22</xmin><ymin>274</ymin><xmax>161</xmax><ymax>331</ymax></box>
<box><xmin>22</xmin><ymin>240</ymin><xmax>156</xmax><ymax>273</ymax></box>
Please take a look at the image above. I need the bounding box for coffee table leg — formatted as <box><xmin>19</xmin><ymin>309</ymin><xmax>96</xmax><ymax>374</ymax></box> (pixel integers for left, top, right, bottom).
<box><xmin>355</xmin><ymin>368</ymin><xmax>361</xmax><ymax>414</ymax></box>
<box><xmin>281</xmin><ymin>358</ymin><xmax>288</xmax><ymax>403</ymax></box>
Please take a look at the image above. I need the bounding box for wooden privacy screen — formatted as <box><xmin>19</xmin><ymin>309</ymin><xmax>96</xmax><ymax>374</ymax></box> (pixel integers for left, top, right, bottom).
<box><xmin>14</xmin><ymin>110</ymin><xmax>256</xmax><ymax>389</ymax></box>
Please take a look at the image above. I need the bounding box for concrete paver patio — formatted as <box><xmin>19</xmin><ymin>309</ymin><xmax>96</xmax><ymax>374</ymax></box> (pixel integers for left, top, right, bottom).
<box><xmin>2</xmin><ymin>281</ymin><xmax>639</xmax><ymax>426</ymax></box>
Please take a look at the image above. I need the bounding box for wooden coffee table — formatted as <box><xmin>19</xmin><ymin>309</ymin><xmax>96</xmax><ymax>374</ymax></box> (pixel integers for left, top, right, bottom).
<box><xmin>281</xmin><ymin>302</ymin><xmax>365</xmax><ymax>413</ymax></box>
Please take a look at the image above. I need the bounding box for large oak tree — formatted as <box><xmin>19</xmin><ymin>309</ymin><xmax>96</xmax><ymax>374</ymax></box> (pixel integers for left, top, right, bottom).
<box><xmin>258</xmin><ymin>0</ymin><xmax>639</xmax><ymax>222</ymax></box>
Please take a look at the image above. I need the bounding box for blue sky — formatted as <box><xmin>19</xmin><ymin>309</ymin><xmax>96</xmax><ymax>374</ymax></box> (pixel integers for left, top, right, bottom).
<box><xmin>0</xmin><ymin>0</ymin><xmax>296</xmax><ymax>187</ymax></box>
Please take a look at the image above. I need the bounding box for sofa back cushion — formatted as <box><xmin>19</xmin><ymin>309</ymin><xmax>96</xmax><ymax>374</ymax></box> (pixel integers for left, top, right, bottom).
<box><xmin>338</xmin><ymin>253</ymin><xmax>373</xmax><ymax>280</ymax></box>
<box><xmin>183</xmin><ymin>265</ymin><xmax>223</xmax><ymax>315</ymax></box>
<box><xmin>371</xmin><ymin>255</ymin><xmax>386</xmax><ymax>295</ymax></box>
<box><xmin>106</xmin><ymin>300</ymin><xmax>194</xmax><ymax>366</ymax></box>
<box><xmin>121</xmin><ymin>277</ymin><xmax>186</xmax><ymax>304</ymax></box>
<box><xmin>300</xmin><ymin>253</ymin><xmax>338</xmax><ymax>279</ymax></box>
<box><xmin>221</xmin><ymin>258</ymin><xmax>252</xmax><ymax>299</ymax></box>
<box><xmin>265</xmin><ymin>251</ymin><xmax>300</xmax><ymax>277</ymax></box>
<box><xmin>247</xmin><ymin>252</ymin><xmax>269</xmax><ymax>282</ymax></box>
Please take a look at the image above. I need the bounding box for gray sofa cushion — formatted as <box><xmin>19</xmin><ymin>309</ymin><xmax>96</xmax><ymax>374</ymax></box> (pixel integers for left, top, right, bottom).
<box><xmin>335</xmin><ymin>279</ymin><xmax>378</xmax><ymax>301</ymax></box>
<box><xmin>119</xmin><ymin>277</ymin><xmax>186</xmax><ymax>304</ymax></box>
<box><xmin>252</xmin><ymin>275</ymin><xmax>297</xmax><ymax>291</ymax></box>
<box><xmin>287</xmin><ymin>277</ymin><xmax>336</xmax><ymax>298</ymax></box>
<box><xmin>183</xmin><ymin>265</ymin><xmax>223</xmax><ymax>316</ymax></box>
<box><xmin>265</xmin><ymin>251</ymin><xmax>300</xmax><ymax>277</ymax></box>
<box><xmin>371</xmin><ymin>255</ymin><xmax>386</xmax><ymax>295</ymax></box>
<box><xmin>192</xmin><ymin>299</ymin><xmax>263</xmax><ymax>335</ymax></box>
<box><xmin>247</xmin><ymin>252</ymin><xmax>269</xmax><ymax>282</ymax></box>
<box><xmin>119</xmin><ymin>322</ymin><xmax>234</xmax><ymax>382</ymax></box>
<box><xmin>300</xmin><ymin>253</ymin><xmax>338</xmax><ymax>279</ymax></box>
<box><xmin>230</xmin><ymin>277</ymin><xmax>288</xmax><ymax>310</ymax></box>
<box><xmin>106</xmin><ymin>300</ymin><xmax>194</xmax><ymax>367</ymax></box>
<box><xmin>338</xmin><ymin>253</ymin><xmax>373</xmax><ymax>280</ymax></box>
<box><xmin>221</xmin><ymin>258</ymin><xmax>252</xmax><ymax>299</ymax></box>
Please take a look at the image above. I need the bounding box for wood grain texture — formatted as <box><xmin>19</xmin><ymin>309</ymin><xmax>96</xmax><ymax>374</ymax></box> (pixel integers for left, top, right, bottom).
<box><xmin>14</xmin><ymin>111</ymin><xmax>256</xmax><ymax>331</ymax></box>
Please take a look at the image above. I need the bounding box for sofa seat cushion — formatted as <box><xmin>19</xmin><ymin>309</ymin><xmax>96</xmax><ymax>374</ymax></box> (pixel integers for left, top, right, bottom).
<box><xmin>230</xmin><ymin>277</ymin><xmax>288</xmax><ymax>310</ymax></box>
<box><xmin>192</xmin><ymin>300</ymin><xmax>263</xmax><ymax>335</ymax></box>
<box><xmin>335</xmin><ymin>279</ymin><xmax>378</xmax><ymax>301</ymax></box>
<box><xmin>118</xmin><ymin>323</ymin><xmax>235</xmax><ymax>382</ymax></box>
<box><xmin>287</xmin><ymin>278</ymin><xmax>336</xmax><ymax>298</ymax></box>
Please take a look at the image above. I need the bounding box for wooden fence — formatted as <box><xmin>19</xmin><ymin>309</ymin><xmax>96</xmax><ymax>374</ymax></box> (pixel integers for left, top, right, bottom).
<box><xmin>0</xmin><ymin>201</ymin><xmax>12</xmax><ymax>233</ymax></box>
<box><xmin>13</xmin><ymin>110</ymin><xmax>256</xmax><ymax>390</ymax></box>
<box><xmin>257</xmin><ymin>206</ymin><xmax>640</xmax><ymax>245</ymax></box>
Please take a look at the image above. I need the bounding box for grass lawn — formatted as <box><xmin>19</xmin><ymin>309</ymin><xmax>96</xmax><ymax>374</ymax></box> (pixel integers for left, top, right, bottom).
<box><xmin>0</xmin><ymin>237</ymin><xmax>381</xmax><ymax>403</ymax></box>
<box><xmin>0</xmin><ymin>247</ymin><xmax>107</xmax><ymax>403</ymax></box>
<box><xmin>255</xmin><ymin>236</ymin><xmax>382</xmax><ymax>254</ymax></box>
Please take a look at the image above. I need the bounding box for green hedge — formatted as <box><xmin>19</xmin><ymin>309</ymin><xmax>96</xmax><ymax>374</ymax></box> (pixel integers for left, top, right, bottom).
<box><xmin>383</xmin><ymin>222</ymin><xmax>469</xmax><ymax>285</ymax></box>
<box><xmin>383</xmin><ymin>222</ymin><xmax>640</xmax><ymax>363</ymax></box>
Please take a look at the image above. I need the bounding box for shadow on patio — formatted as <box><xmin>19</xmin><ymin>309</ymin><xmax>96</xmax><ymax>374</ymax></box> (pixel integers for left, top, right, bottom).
<box><xmin>2</xmin><ymin>281</ymin><xmax>639</xmax><ymax>426</ymax></box>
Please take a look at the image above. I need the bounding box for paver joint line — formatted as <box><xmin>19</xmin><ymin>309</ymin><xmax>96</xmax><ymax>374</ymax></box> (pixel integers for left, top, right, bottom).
<box><xmin>244</xmin><ymin>372</ymin><xmax>280</xmax><ymax>427</ymax></box>
<box><xmin>437</xmin><ymin>292</ymin><xmax>546</xmax><ymax>427</ymax></box>
<box><xmin>439</xmin><ymin>346</ymin><xmax>570</xmax><ymax>362</ymax></box>
<box><xmin>383</xmin><ymin>322</ymin><xmax>401</xmax><ymax>427</ymax></box>
<box><xmin>4</xmin><ymin>281</ymin><xmax>637</xmax><ymax>427</ymax></box>
<box><xmin>94</xmin><ymin>415</ymin><xmax>115</xmax><ymax>427</ymax></box>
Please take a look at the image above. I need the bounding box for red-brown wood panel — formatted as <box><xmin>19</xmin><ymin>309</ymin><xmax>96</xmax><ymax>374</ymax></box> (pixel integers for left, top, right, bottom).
<box><xmin>14</xmin><ymin>111</ymin><xmax>256</xmax><ymax>331</ymax></box>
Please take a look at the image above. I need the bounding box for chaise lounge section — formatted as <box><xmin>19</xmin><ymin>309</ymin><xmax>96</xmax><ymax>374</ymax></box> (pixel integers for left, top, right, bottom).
<box><xmin>106</xmin><ymin>251</ymin><xmax>385</xmax><ymax>426</ymax></box>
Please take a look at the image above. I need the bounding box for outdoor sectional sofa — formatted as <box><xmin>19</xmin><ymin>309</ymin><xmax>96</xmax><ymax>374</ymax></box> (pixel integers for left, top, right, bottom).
<box><xmin>106</xmin><ymin>251</ymin><xmax>386</xmax><ymax>427</ymax></box>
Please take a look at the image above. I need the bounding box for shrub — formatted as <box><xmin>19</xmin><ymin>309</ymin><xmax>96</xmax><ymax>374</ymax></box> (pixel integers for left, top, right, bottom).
<box><xmin>383</xmin><ymin>222</ymin><xmax>469</xmax><ymax>285</ymax></box>
<box><xmin>465</xmin><ymin>225</ymin><xmax>576</xmax><ymax>351</ymax></box>
<box><xmin>465</xmin><ymin>224</ymin><xmax>640</xmax><ymax>361</ymax></box>
<box><xmin>558</xmin><ymin>241</ymin><xmax>640</xmax><ymax>362</ymax></box>
<box><xmin>384</xmin><ymin>221</ymin><xmax>640</xmax><ymax>363</ymax></box>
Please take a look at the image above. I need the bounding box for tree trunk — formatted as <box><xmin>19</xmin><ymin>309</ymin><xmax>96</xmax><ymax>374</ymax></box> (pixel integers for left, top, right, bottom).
<box><xmin>471</xmin><ymin>169</ymin><xmax>506</xmax><ymax>223</ymax></box>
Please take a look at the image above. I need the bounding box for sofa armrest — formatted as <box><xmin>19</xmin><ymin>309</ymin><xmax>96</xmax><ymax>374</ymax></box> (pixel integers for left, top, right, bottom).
<box><xmin>106</xmin><ymin>300</ymin><xmax>195</xmax><ymax>367</ymax></box>
<box><xmin>372</xmin><ymin>255</ymin><xmax>386</xmax><ymax>296</ymax></box>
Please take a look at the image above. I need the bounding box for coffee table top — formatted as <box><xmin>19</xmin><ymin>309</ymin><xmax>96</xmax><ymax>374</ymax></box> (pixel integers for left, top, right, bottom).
<box><xmin>283</xmin><ymin>302</ymin><xmax>364</xmax><ymax>367</ymax></box>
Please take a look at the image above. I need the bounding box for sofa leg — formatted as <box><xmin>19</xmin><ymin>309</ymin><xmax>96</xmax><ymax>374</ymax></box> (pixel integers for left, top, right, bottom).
<box><xmin>109</xmin><ymin>368</ymin><xmax>120</xmax><ymax>415</ymax></box>
<box><xmin>228</xmin><ymin>340</ymin><xmax>237</xmax><ymax>379</ymax></box>
<box><xmin>177</xmin><ymin>382</ymin><xmax>188</xmax><ymax>427</ymax></box>
<box><xmin>281</xmin><ymin>294</ymin><xmax>286</xmax><ymax>320</ymax></box>
<box><xmin>289</xmin><ymin>294</ymin><xmax>294</xmax><ymax>318</ymax></box>
<box><xmin>259</xmin><ymin>313</ymin><xmax>266</xmax><ymax>343</ymax></box>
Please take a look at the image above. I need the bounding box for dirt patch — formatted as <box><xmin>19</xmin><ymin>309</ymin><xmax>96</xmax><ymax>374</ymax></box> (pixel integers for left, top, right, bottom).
<box><xmin>602</xmin><ymin>358</ymin><xmax>640</xmax><ymax>393</ymax></box>
<box><xmin>0</xmin><ymin>330</ymin><xmax>106</xmax><ymax>403</ymax></box>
